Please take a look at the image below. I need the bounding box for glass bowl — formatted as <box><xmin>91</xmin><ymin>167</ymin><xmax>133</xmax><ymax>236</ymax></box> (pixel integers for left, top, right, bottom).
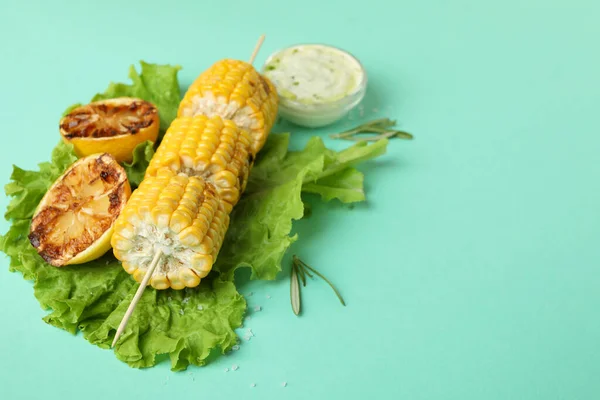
<box><xmin>261</xmin><ymin>43</ymin><xmax>368</xmax><ymax>128</ymax></box>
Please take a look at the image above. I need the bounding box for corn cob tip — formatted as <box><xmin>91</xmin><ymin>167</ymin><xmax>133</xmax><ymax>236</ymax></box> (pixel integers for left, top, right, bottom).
<box><xmin>111</xmin><ymin>168</ymin><xmax>229</xmax><ymax>290</ymax></box>
<box><xmin>177</xmin><ymin>59</ymin><xmax>278</xmax><ymax>154</ymax></box>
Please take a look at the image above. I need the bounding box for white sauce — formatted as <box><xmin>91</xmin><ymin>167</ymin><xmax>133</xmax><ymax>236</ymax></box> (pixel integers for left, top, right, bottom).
<box><xmin>263</xmin><ymin>44</ymin><xmax>364</xmax><ymax>105</ymax></box>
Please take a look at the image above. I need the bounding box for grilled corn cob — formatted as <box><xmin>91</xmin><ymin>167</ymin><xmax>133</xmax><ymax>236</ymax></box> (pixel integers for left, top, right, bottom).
<box><xmin>111</xmin><ymin>168</ymin><xmax>229</xmax><ymax>290</ymax></box>
<box><xmin>144</xmin><ymin>115</ymin><xmax>253</xmax><ymax>211</ymax></box>
<box><xmin>112</xmin><ymin>58</ymin><xmax>276</xmax><ymax>291</ymax></box>
<box><xmin>177</xmin><ymin>59</ymin><xmax>278</xmax><ymax>154</ymax></box>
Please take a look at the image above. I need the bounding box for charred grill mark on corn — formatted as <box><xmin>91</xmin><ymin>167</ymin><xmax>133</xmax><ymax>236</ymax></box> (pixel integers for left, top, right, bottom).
<box><xmin>144</xmin><ymin>115</ymin><xmax>252</xmax><ymax>211</ymax></box>
<box><xmin>177</xmin><ymin>59</ymin><xmax>278</xmax><ymax>154</ymax></box>
<box><xmin>111</xmin><ymin>169</ymin><xmax>230</xmax><ymax>290</ymax></box>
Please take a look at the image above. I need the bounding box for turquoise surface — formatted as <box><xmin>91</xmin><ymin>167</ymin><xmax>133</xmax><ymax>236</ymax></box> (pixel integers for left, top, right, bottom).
<box><xmin>2</xmin><ymin>0</ymin><xmax>600</xmax><ymax>398</ymax></box>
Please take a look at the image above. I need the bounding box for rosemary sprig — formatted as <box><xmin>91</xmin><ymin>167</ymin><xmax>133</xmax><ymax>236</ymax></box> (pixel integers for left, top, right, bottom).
<box><xmin>296</xmin><ymin>260</ymin><xmax>307</xmax><ymax>286</ymax></box>
<box><xmin>329</xmin><ymin>118</ymin><xmax>413</xmax><ymax>142</ymax></box>
<box><xmin>295</xmin><ymin>258</ymin><xmax>346</xmax><ymax>306</ymax></box>
<box><xmin>290</xmin><ymin>255</ymin><xmax>346</xmax><ymax>316</ymax></box>
<box><xmin>290</xmin><ymin>264</ymin><xmax>301</xmax><ymax>315</ymax></box>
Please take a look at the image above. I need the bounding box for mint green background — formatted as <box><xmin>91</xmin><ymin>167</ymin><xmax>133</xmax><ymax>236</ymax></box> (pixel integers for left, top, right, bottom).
<box><xmin>1</xmin><ymin>0</ymin><xmax>599</xmax><ymax>398</ymax></box>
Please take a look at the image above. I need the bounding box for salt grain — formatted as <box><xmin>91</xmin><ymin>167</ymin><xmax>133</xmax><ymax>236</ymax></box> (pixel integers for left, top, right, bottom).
<box><xmin>225</xmin><ymin>368</ymin><xmax>229</xmax><ymax>372</ymax></box>
<box><xmin>179</xmin><ymin>309</ymin><xmax>184</xmax><ymax>315</ymax></box>
<box><xmin>254</xmin><ymin>306</ymin><xmax>262</xmax><ymax>312</ymax></box>
<box><xmin>246</xmin><ymin>328</ymin><xmax>254</xmax><ymax>337</ymax></box>
<box><xmin>245</xmin><ymin>316</ymin><xmax>252</xmax><ymax>321</ymax></box>
<box><xmin>232</xmin><ymin>345</ymin><xmax>240</xmax><ymax>351</ymax></box>
<box><xmin>247</xmin><ymin>292</ymin><xmax>253</xmax><ymax>297</ymax></box>
<box><xmin>250</xmin><ymin>383</ymin><xmax>256</xmax><ymax>388</ymax></box>
<box><xmin>197</xmin><ymin>305</ymin><xmax>203</xmax><ymax>311</ymax></box>
<box><xmin>168</xmin><ymin>297</ymin><xmax>172</xmax><ymax>302</ymax></box>
<box><xmin>182</xmin><ymin>297</ymin><xmax>190</xmax><ymax>304</ymax></box>
<box><xmin>281</xmin><ymin>382</ymin><xmax>287</xmax><ymax>387</ymax></box>
<box><xmin>232</xmin><ymin>364</ymin><xmax>239</xmax><ymax>371</ymax></box>
<box><xmin>266</xmin><ymin>295</ymin><xmax>271</xmax><ymax>299</ymax></box>
<box><xmin>244</xmin><ymin>335</ymin><xmax>251</xmax><ymax>341</ymax></box>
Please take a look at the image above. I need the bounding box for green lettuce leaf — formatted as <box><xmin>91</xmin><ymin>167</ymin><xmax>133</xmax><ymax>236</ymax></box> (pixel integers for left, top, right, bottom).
<box><xmin>0</xmin><ymin>197</ymin><xmax>243</xmax><ymax>370</ymax></box>
<box><xmin>303</xmin><ymin>168</ymin><xmax>366</xmax><ymax>203</ymax></box>
<box><xmin>214</xmin><ymin>134</ymin><xmax>325</xmax><ymax>281</ymax></box>
<box><xmin>214</xmin><ymin>135</ymin><xmax>388</xmax><ymax>280</ymax></box>
<box><xmin>86</xmin><ymin>278</ymin><xmax>244</xmax><ymax>371</ymax></box>
<box><xmin>0</xmin><ymin>62</ymin><xmax>389</xmax><ymax>370</ymax></box>
<box><xmin>92</xmin><ymin>61</ymin><xmax>182</xmax><ymax>137</ymax></box>
<box><xmin>4</xmin><ymin>142</ymin><xmax>77</xmax><ymax>220</ymax></box>
<box><xmin>0</xmin><ymin>133</ymin><xmax>387</xmax><ymax>369</ymax></box>
<box><xmin>122</xmin><ymin>141</ymin><xmax>155</xmax><ymax>188</ymax></box>
<box><xmin>303</xmin><ymin>138</ymin><xmax>388</xmax><ymax>203</ymax></box>
<box><xmin>318</xmin><ymin>137</ymin><xmax>389</xmax><ymax>181</ymax></box>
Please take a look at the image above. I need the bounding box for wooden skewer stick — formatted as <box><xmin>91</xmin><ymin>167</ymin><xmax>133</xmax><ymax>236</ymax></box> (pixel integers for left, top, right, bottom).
<box><xmin>249</xmin><ymin>34</ymin><xmax>266</xmax><ymax>65</ymax></box>
<box><xmin>111</xmin><ymin>249</ymin><xmax>163</xmax><ymax>348</ymax></box>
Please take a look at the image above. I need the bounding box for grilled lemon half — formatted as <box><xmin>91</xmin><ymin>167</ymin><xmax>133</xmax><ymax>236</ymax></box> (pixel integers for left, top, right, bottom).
<box><xmin>28</xmin><ymin>153</ymin><xmax>131</xmax><ymax>266</ymax></box>
<box><xmin>59</xmin><ymin>97</ymin><xmax>159</xmax><ymax>163</ymax></box>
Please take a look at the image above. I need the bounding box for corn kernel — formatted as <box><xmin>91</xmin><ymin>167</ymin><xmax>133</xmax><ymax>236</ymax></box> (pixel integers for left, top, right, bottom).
<box><xmin>122</xmin><ymin>261</ymin><xmax>137</xmax><ymax>274</ymax></box>
<box><xmin>169</xmin><ymin>211</ymin><xmax>193</xmax><ymax>233</ymax></box>
<box><xmin>212</xmin><ymin>170</ymin><xmax>237</xmax><ymax>188</ymax></box>
<box><xmin>180</xmin><ymin>268</ymin><xmax>201</xmax><ymax>287</ymax></box>
<box><xmin>190</xmin><ymin>254</ymin><xmax>213</xmax><ymax>278</ymax></box>
<box><xmin>179</xmin><ymin>226</ymin><xmax>204</xmax><ymax>247</ymax></box>
<box><xmin>198</xmin><ymin>236</ymin><xmax>213</xmax><ymax>255</ymax></box>
<box><xmin>168</xmin><ymin>270</ymin><xmax>186</xmax><ymax>290</ymax></box>
<box><xmin>151</xmin><ymin>273</ymin><xmax>170</xmax><ymax>290</ymax></box>
<box><xmin>220</xmin><ymin>187</ymin><xmax>240</xmax><ymax>204</ymax></box>
<box><xmin>151</xmin><ymin>205</ymin><xmax>173</xmax><ymax>228</ymax></box>
<box><xmin>133</xmin><ymin>268</ymin><xmax>146</xmax><ymax>283</ymax></box>
<box><xmin>112</xmin><ymin>234</ymin><xmax>133</xmax><ymax>252</ymax></box>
